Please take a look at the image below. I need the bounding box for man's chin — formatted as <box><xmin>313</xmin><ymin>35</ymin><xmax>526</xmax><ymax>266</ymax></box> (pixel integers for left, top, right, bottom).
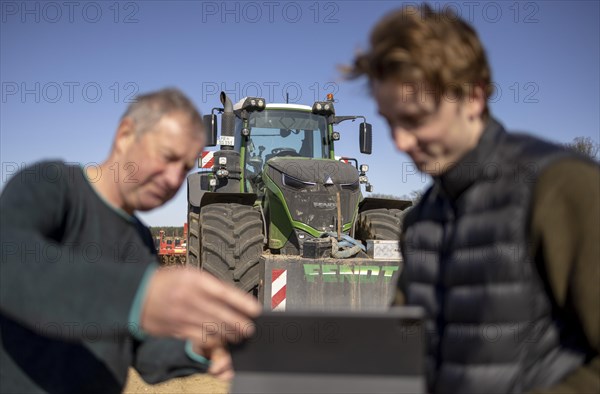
<box><xmin>414</xmin><ymin>161</ymin><xmax>437</xmax><ymax>175</ymax></box>
<box><xmin>414</xmin><ymin>160</ymin><xmax>453</xmax><ymax>176</ymax></box>
<box><xmin>136</xmin><ymin>195</ymin><xmax>167</xmax><ymax>212</ymax></box>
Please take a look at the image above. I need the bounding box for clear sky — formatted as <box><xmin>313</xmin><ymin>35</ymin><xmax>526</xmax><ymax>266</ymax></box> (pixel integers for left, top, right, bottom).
<box><xmin>1</xmin><ymin>1</ymin><xmax>599</xmax><ymax>226</ymax></box>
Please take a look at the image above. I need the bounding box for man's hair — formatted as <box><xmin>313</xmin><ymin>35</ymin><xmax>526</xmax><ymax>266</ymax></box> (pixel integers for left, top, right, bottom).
<box><xmin>120</xmin><ymin>88</ymin><xmax>204</xmax><ymax>137</ymax></box>
<box><xmin>346</xmin><ymin>4</ymin><xmax>494</xmax><ymax>119</ymax></box>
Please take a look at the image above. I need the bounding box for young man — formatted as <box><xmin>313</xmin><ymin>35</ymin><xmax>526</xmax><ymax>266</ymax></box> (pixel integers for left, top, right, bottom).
<box><xmin>348</xmin><ymin>5</ymin><xmax>599</xmax><ymax>393</ymax></box>
<box><xmin>0</xmin><ymin>88</ymin><xmax>260</xmax><ymax>392</ymax></box>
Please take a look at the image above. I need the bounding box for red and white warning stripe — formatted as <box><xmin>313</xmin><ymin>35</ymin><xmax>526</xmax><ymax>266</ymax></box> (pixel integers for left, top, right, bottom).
<box><xmin>271</xmin><ymin>269</ymin><xmax>287</xmax><ymax>311</ymax></box>
<box><xmin>335</xmin><ymin>155</ymin><xmax>350</xmax><ymax>164</ymax></box>
<box><xmin>200</xmin><ymin>151</ymin><xmax>214</xmax><ymax>169</ymax></box>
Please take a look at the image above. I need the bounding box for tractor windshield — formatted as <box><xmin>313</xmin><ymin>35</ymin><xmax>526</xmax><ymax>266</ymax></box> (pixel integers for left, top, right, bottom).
<box><xmin>244</xmin><ymin>109</ymin><xmax>329</xmax><ymax>160</ymax></box>
<box><xmin>240</xmin><ymin>109</ymin><xmax>329</xmax><ymax>192</ymax></box>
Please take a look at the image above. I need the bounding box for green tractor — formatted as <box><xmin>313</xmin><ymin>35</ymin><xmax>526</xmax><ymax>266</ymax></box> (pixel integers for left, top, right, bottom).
<box><xmin>187</xmin><ymin>92</ymin><xmax>411</xmax><ymax>310</ymax></box>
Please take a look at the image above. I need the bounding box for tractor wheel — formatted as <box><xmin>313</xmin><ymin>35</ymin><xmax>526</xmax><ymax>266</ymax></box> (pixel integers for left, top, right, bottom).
<box><xmin>187</xmin><ymin>205</ymin><xmax>201</xmax><ymax>268</ymax></box>
<box><xmin>393</xmin><ymin>206</ymin><xmax>412</xmax><ymax>232</ymax></box>
<box><xmin>198</xmin><ymin>203</ymin><xmax>264</xmax><ymax>292</ymax></box>
<box><xmin>355</xmin><ymin>208</ymin><xmax>403</xmax><ymax>241</ymax></box>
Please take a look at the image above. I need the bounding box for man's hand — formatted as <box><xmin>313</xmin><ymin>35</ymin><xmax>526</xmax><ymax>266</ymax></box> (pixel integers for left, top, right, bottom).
<box><xmin>140</xmin><ymin>267</ymin><xmax>261</xmax><ymax>348</ymax></box>
<box><xmin>207</xmin><ymin>346</ymin><xmax>234</xmax><ymax>381</ymax></box>
<box><xmin>190</xmin><ymin>344</ymin><xmax>234</xmax><ymax>381</ymax></box>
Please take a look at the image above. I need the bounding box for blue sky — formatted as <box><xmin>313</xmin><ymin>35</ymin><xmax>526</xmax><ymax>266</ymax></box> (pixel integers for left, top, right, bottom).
<box><xmin>1</xmin><ymin>1</ymin><xmax>599</xmax><ymax>226</ymax></box>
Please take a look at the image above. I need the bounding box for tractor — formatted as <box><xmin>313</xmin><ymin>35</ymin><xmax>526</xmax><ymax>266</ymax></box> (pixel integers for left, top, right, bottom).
<box><xmin>187</xmin><ymin>92</ymin><xmax>411</xmax><ymax>311</ymax></box>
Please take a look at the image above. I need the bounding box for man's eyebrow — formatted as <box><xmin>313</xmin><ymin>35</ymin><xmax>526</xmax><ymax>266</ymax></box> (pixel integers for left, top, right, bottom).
<box><xmin>380</xmin><ymin>108</ymin><xmax>429</xmax><ymax>120</ymax></box>
<box><xmin>160</xmin><ymin>146</ymin><xmax>179</xmax><ymax>156</ymax></box>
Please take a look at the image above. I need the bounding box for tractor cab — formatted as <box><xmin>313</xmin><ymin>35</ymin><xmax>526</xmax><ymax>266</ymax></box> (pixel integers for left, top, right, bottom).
<box><xmin>234</xmin><ymin>104</ymin><xmax>331</xmax><ymax>194</ymax></box>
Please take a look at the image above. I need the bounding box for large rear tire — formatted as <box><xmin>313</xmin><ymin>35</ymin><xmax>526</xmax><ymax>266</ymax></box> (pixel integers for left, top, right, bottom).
<box><xmin>393</xmin><ymin>206</ymin><xmax>412</xmax><ymax>233</ymax></box>
<box><xmin>189</xmin><ymin>203</ymin><xmax>264</xmax><ymax>292</ymax></box>
<box><xmin>187</xmin><ymin>205</ymin><xmax>201</xmax><ymax>268</ymax></box>
<box><xmin>355</xmin><ymin>208</ymin><xmax>403</xmax><ymax>241</ymax></box>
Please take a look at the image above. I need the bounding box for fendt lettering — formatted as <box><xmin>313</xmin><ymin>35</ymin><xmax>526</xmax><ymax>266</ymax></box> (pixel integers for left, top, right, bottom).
<box><xmin>303</xmin><ymin>264</ymin><xmax>399</xmax><ymax>283</ymax></box>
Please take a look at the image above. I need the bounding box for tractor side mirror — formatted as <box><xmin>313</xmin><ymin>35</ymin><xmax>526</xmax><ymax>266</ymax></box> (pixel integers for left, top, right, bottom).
<box><xmin>359</xmin><ymin>122</ymin><xmax>372</xmax><ymax>154</ymax></box>
<box><xmin>203</xmin><ymin>114</ymin><xmax>217</xmax><ymax>147</ymax></box>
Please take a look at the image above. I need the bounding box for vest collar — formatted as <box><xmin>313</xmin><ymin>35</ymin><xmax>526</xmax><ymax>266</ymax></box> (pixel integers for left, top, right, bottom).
<box><xmin>434</xmin><ymin>116</ymin><xmax>506</xmax><ymax>201</ymax></box>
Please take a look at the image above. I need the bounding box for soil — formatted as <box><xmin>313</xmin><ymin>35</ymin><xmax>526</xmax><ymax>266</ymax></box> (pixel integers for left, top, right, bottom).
<box><xmin>123</xmin><ymin>368</ymin><xmax>229</xmax><ymax>394</ymax></box>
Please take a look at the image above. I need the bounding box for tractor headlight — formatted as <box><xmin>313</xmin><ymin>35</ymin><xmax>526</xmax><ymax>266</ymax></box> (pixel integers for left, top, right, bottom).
<box><xmin>312</xmin><ymin>101</ymin><xmax>335</xmax><ymax>116</ymax></box>
<box><xmin>282</xmin><ymin>174</ymin><xmax>316</xmax><ymax>189</ymax></box>
<box><xmin>341</xmin><ymin>180</ymin><xmax>359</xmax><ymax>191</ymax></box>
<box><xmin>241</xmin><ymin>97</ymin><xmax>266</xmax><ymax>112</ymax></box>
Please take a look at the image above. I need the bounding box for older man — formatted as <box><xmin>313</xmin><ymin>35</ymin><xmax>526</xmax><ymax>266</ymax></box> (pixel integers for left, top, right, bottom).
<box><xmin>0</xmin><ymin>88</ymin><xmax>260</xmax><ymax>393</ymax></box>
<box><xmin>348</xmin><ymin>5</ymin><xmax>599</xmax><ymax>394</ymax></box>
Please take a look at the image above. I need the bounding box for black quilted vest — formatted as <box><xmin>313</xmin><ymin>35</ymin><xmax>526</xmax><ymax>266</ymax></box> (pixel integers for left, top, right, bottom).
<box><xmin>400</xmin><ymin>118</ymin><xmax>589</xmax><ymax>393</ymax></box>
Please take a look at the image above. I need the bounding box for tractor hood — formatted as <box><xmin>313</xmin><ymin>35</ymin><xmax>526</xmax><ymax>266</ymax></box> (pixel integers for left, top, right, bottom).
<box><xmin>264</xmin><ymin>158</ymin><xmax>361</xmax><ymax>236</ymax></box>
<box><xmin>266</xmin><ymin>158</ymin><xmax>359</xmax><ymax>186</ymax></box>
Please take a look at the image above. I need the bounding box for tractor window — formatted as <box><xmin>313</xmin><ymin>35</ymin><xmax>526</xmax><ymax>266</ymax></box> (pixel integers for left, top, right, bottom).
<box><xmin>240</xmin><ymin>109</ymin><xmax>329</xmax><ymax>193</ymax></box>
<box><xmin>244</xmin><ymin>109</ymin><xmax>328</xmax><ymax>160</ymax></box>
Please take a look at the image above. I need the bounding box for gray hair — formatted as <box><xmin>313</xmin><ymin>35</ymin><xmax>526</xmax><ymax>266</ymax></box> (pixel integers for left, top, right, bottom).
<box><xmin>120</xmin><ymin>88</ymin><xmax>203</xmax><ymax>137</ymax></box>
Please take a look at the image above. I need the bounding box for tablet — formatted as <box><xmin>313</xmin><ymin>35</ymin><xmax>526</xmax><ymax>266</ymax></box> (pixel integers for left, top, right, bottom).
<box><xmin>230</xmin><ymin>307</ymin><xmax>426</xmax><ymax>394</ymax></box>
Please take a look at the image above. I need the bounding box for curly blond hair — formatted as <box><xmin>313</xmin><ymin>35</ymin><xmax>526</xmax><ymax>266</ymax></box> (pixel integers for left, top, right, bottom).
<box><xmin>346</xmin><ymin>4</ymin><xmax>494</xmax><ymax>119</ymax></box>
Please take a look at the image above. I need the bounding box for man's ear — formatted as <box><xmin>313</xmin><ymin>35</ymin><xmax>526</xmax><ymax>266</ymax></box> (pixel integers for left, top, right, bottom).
<box><xmin>464</xmin><ymin>86</ymin><xmax>485</xmax><ymax>119</ymax></box>
<box><xmin>114</xmin><ymin>118</ymin><xmax>137</xmax><ymax>156</ymax></box>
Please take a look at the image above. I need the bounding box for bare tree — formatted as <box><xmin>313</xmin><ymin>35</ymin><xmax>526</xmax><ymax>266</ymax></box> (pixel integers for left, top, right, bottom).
<box><xmin>396</xmin><ymin>190</ymin><xmax>423</xmax><ymax>204</ymax></box>
<box><xmin>369</xmin><ymin>193</ymin><xmax>403</xmax><ymax>200</ymax></box>
<box><xmin>408</xmin><ymin>190</ymin><xmax>423</xmax><ymax>204</ymax></box>
<box><xmin>564</xmin><ymin>137</ymin><xmax>599</xmax><ymax>161</ymax></box>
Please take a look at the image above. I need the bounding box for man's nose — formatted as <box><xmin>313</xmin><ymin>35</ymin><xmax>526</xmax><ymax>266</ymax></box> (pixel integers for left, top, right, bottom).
<box><xmin>165</xmin><ymin>163</ymin><xmax>185</xmax><ymax>189</ymax></box>
<box><xmin>392</xmin><ymin>127</ymin><xmax>417</xmax><ymax>152</ymax></box>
